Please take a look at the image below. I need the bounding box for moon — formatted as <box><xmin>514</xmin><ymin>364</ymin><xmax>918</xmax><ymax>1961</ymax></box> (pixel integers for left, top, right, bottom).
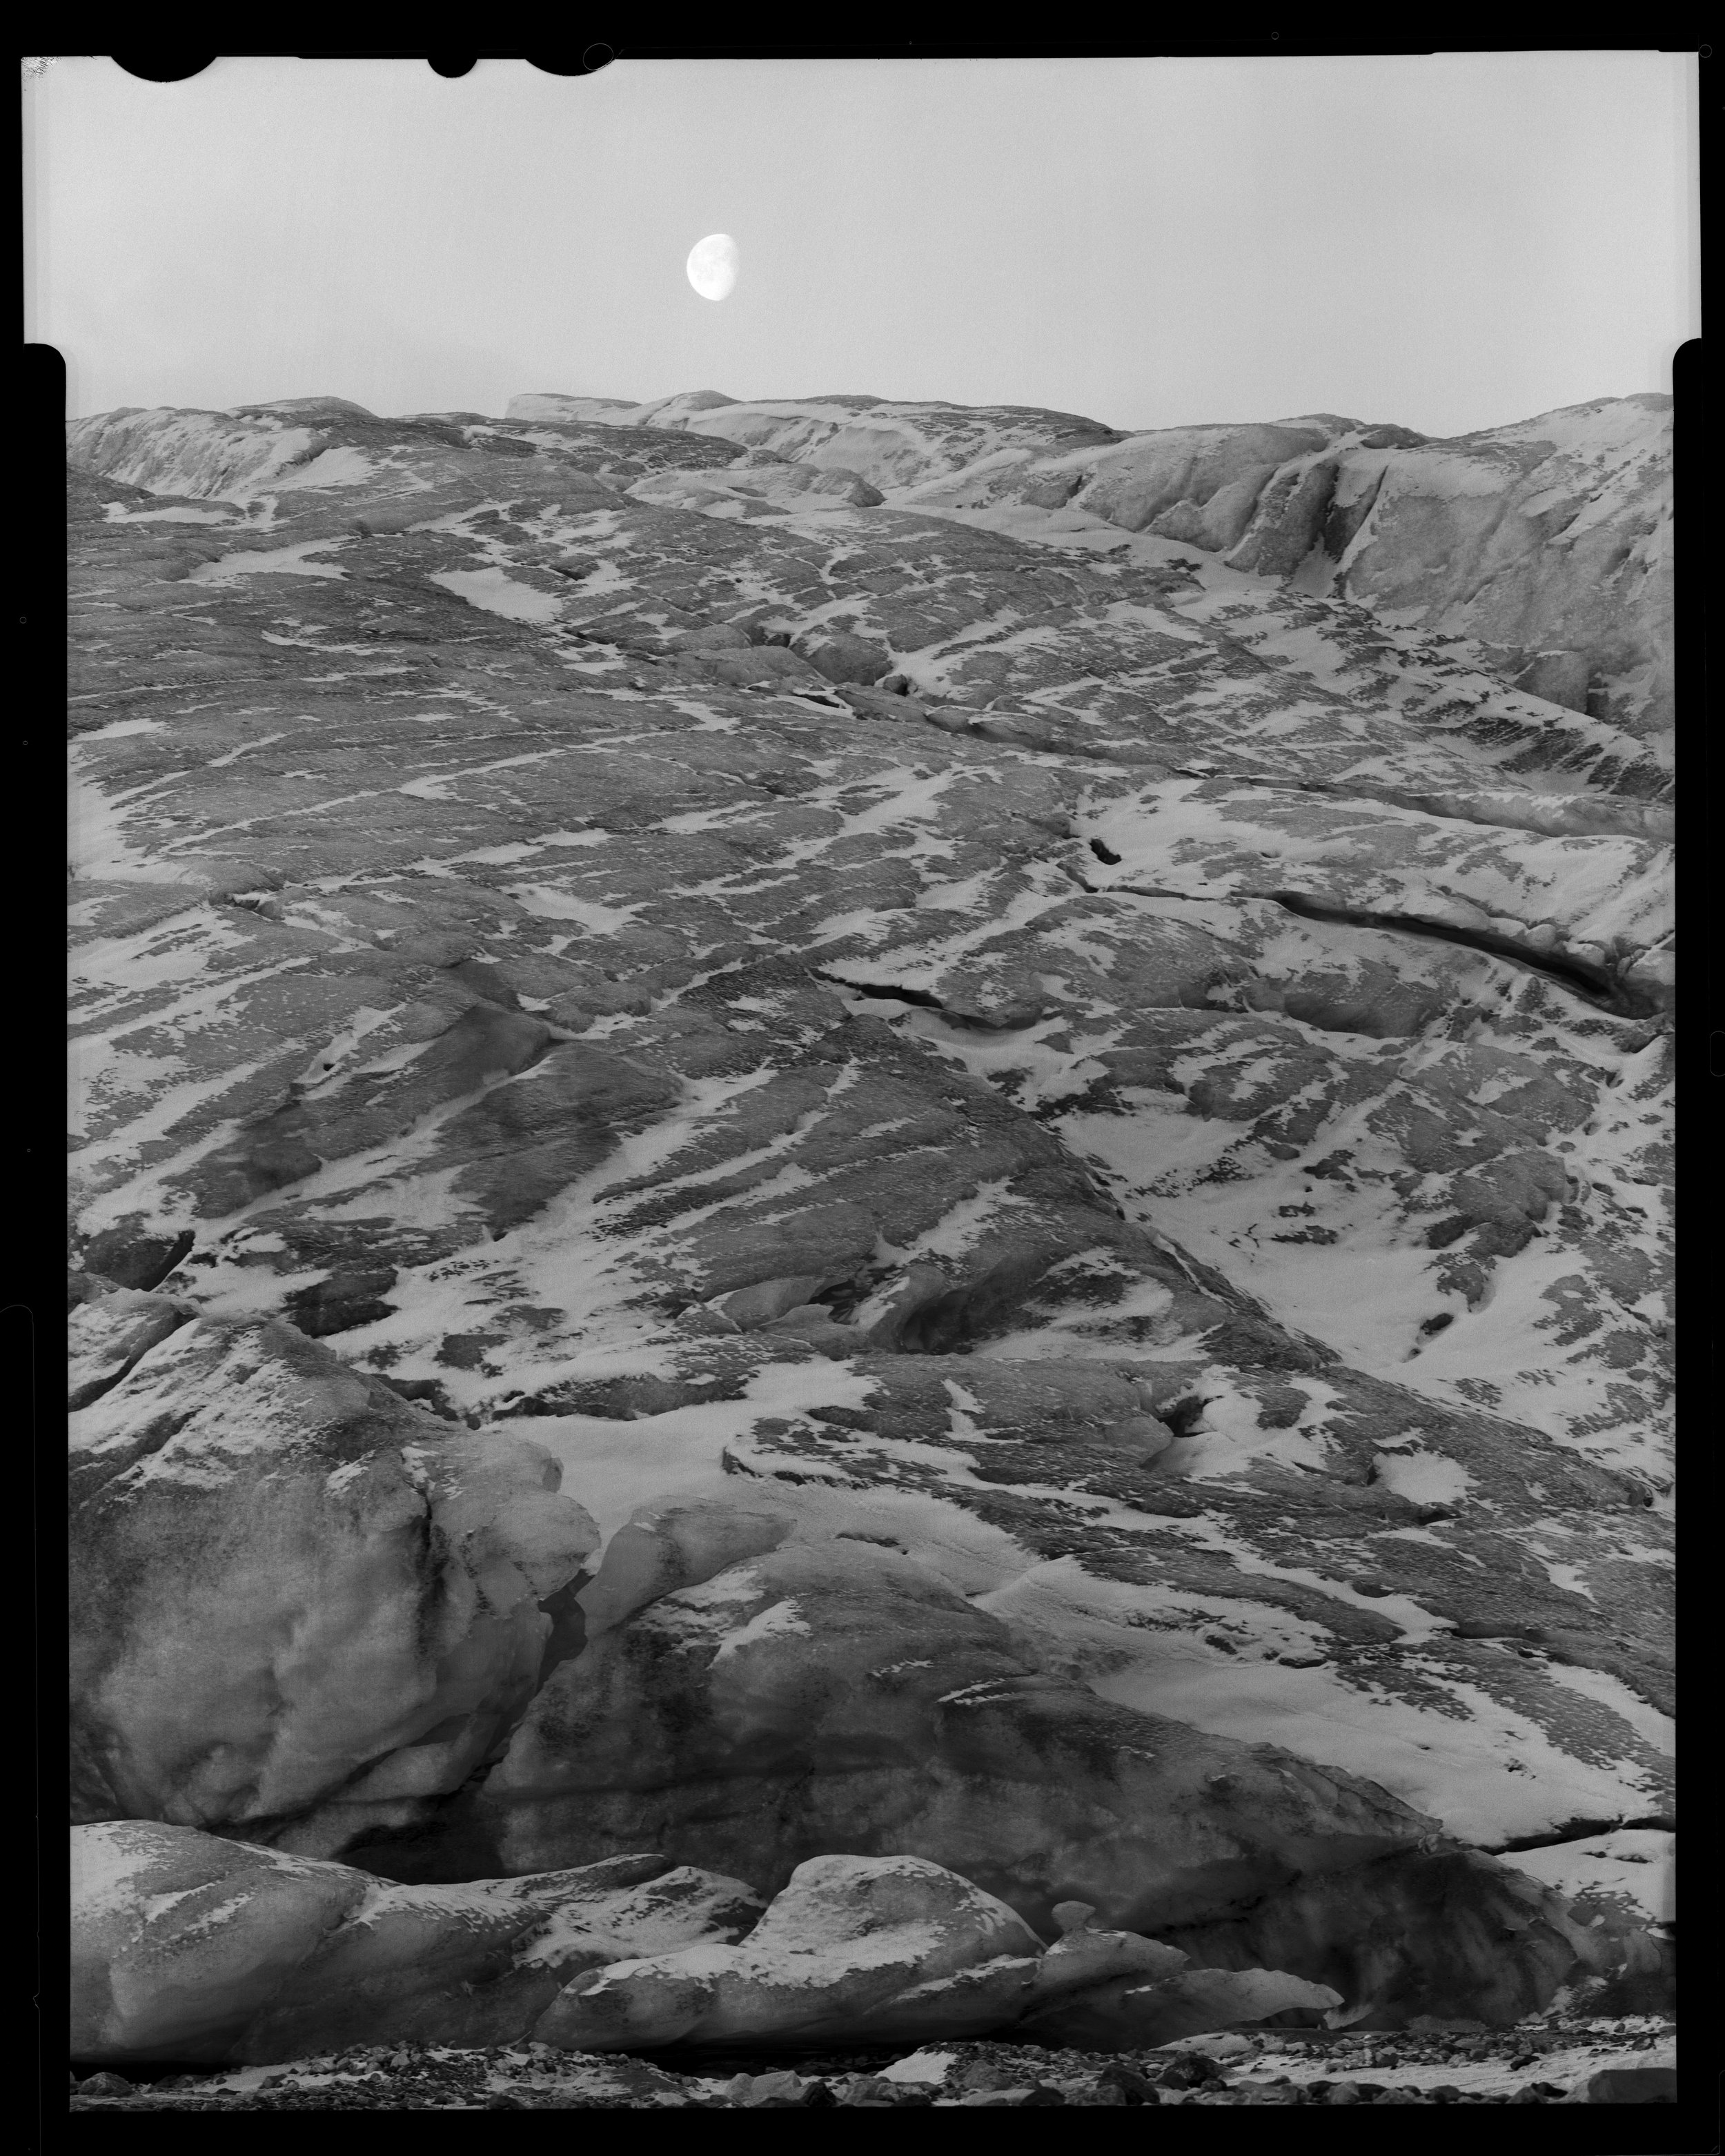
<box><xmin>686</xmin><ymin>233</ymin><xmax>739</xmax><ymax>302</ymax></box>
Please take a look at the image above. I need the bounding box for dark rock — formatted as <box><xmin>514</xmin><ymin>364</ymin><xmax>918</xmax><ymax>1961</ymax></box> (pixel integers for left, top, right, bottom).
<box><xmin>1098</xmin><ymin>2064</ymin><xmax>1161</xmax><ymax>2104</ymax></box>
<box><xmin>372</xmin><ymin>1375</ymin><xmax>461</xmax><ymax>1420</ymax></box>
<box><xmin>840</xmin><ymin>2077</ymin><xmax>902</xmax><ymax>2106</ymax></box>
<box><xmin>1157</xmin><ymin>2054</ymin><xmax>1222</xmax><ymax>2089</ymax></box>
<box><xmin>793</xmin><ymin>629</ymin><xmax>893</xmax><ymax>685</ymax></box>
<box><xmin>82</xmin><ymin>1226</ymin><xmax>195</xmax><ymax>1293</ymax></box>
<box><xmin>284</xmin><ymin>1268</ymin><xmax>398</xmax><ymax>1337</ymax></box>
<box><xmin>1573</xmin><ymin>2065</ymin><xmax>1677</xmax><ymax>2102</ymax></box>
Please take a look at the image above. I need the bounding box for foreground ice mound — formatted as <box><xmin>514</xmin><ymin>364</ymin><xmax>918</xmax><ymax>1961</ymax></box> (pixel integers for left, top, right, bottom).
<box><xmin>72</xmin><ymin>1827</ymin><xmax>1342</xmax><ymax>2064</ymax></box>
<box><xmin>70</xmin><ymin>1821</ymin><xmax>763</xmax><ymax>2064</ymax></box>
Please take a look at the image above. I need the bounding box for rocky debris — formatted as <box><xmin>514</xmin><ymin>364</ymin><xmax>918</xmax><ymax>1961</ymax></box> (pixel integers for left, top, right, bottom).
<box><xmin>70</xmin><ymin>2045</ymin><xmax>693</xmax><ymax>2110</ymax></box>
<box><xmin>70</xmin><ymin>1316</ymin><xmax>599</xmax><ymax>1847</ymax></box>
<box><xmin>67</xmin><ymin>2017</ymin><xmax>1677</xmax><ymax>2108</ymax></box>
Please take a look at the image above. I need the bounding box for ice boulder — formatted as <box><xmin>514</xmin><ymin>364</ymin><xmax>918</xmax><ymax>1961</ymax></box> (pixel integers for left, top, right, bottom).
<box><xmin>71</xmin><ymin>1820</ymin><xmax>763</xmax><ymax>2065</ymax></box>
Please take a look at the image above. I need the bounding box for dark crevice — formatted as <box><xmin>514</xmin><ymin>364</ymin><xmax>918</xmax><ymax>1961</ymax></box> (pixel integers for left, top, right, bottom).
<box><xmin>816</xmin><ymin>971</ymin><xmax>945</xmax><ymax>1011</ymax></box>
<box><xmin>1089</xmin><ymin>838</ymin><xmax>1122</xmax><ymax>864</ymax></box>
<box><xmin>80</xmin><ymin>1227</ymin><xmax>196</xmax><ymax>1294</ymax></box>
<box><xmin>534</xmin><ymin>1570</ymin><xmax>592</xmax><ymax>1690</ymax></box>
<box><xmin>1263</xmin><ymin>891</ymin><xmax>1658</xmax><ymax>1016</ymax></box>
<box><xmin>1079</xmin><ymin>869</ymin><xmax>1664</xmax><ymax>1019</ymax></box>
<box><xmin>1488</xmin><ymin>1814</ymin><xmax>1674</xmax><ymax>1855</ymax></box>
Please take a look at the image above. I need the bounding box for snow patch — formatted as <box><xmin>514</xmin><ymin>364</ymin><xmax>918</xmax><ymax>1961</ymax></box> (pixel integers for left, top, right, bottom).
<box><xmin>430</xmin><ymin>566</ymin><xmax>565</xmax><ymax>624</ymax></box>
<box><xmin>711</xmin><ymin>1597</ymin><xmax>814</xmax><ymax>1661</ymax></box>
<box><xmin>1370</xmin><ymin>1445</ymin><xmax>1472</xmax><ymax>1506</ymax></box>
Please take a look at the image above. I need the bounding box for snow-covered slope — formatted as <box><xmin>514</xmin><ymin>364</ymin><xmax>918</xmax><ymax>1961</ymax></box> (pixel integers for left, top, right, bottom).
<box><xmin>502</xmin><ymin>389</ymin><xmax>1672</xmax><ymax>744</ymax></box>
<box><xmin>66</xmin><ymin>387</ymin><xmax>1674</xmax><ymax>2026</ymax></box>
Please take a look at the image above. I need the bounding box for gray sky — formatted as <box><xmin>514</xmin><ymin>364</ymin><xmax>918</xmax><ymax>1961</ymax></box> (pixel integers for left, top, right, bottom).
<box><xmin>26</xmin><ymin>53</ymin><xmax>1700</xmax><ymax>437</ymax></box>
